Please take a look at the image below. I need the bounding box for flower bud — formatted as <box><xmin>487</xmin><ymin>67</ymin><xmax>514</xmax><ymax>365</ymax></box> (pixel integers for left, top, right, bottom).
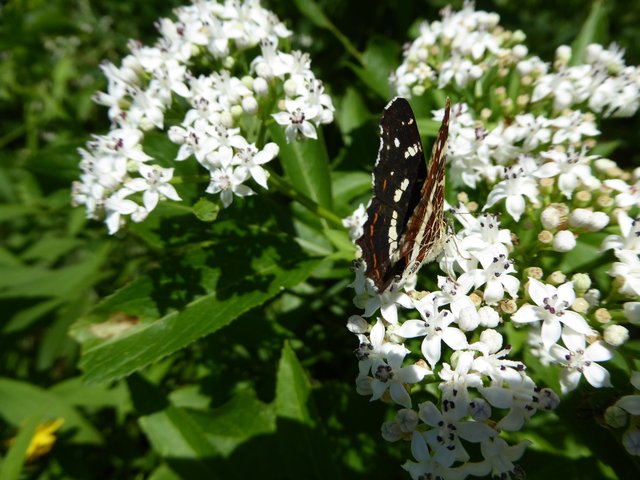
<box><xmin>540</xmin><ymin>206</ymin><xmax>561</xmax><ymax>230</ymax></box>
<box><xmin>623</xmin><ymin>302</ymin><xmax>640</xmax><ymax>325</ymax></box>
<box><xmin>241</xmin><ymin>96</ymin><xmax>258</xmax><ymax>114</ymax></box>
<box><xmin>547</xmin><ymin>270</ymin><xmax>566</xmax><ymax>285</ymax></box>
<box><xmin>347</xmin><ymin>315</ymin><xmax>369</xmax><ymax>334</ymax></box>
<box><xmin>584</xmin><ymin>288</ymin><xmax>601</xmax><ymax>307</ymax></box>
<box><xmin>478</xmin><ymin>305</ymin><xmax>500</xmax><ymax>327</ymax></box>
<box><xmin>552</xmin><ymin>230</ymin><xmax>576</xmax><ymax>252</ymax></box>
<box><xmin>381</xmin><ymin>421</ymin><xmax>403</xmax><ymax>442</ymax></box>
<box><xmin>396</xmin><ymin>408</ymin><xmax>419</xmax><ymax>433</ymax></box>
<box><xmin>571</xmin><ymin>273</ymin><xmax>591</xmax><ymax>295</ymax></box>
<box><xmin>604</xmin><ymin>324</ymin><xmax>629</xmax><ymax>346</ymax></box>
<box><xmin>525</xmin><ymin>267</ymin><xmax>543</xmax><ymax>280</ymax></box>
<box><xmin>569</xmin><ymin>208</ymin><xmax>593</xmax><ymax>229</ymax></box>
<box><xmin>479</xmin><ymin>328</ymin><xmax>503</xmax><ymax>353</ymax></box>
<box><xmin>538</xmin><ymin>230</ymin><xmax>553</xmax><ymax>245</ymax></box>
<box><xmin>623</xmin><ymin>430</ymin><xmax>640</xmax><ymax>456</ymax></box>
<box><xmin>556</xmin><ymin>45</ymin><xmax>572</xmax><ymax>63</ymax></box>
<box><xmin>284</xmin><ymin>78</ymin><xmax>298</xmax><ymax>97</ymax></box>
<box><xmin>253</xmin><ymin>77</ymin><xmax>268</xmax><ymax>96</ymax></box>
<box><xmin>571</xmin><ymin>297</ymin><xmax>590</xmax><ymax>314</ymax></box>
<box><xmin>594</xmin><ymin>307</ymin><xmax>612</xmax><ymax>324</ymax></box>
<box><xmin>604</xmin><ymin>405</ymin><xmax>628</xmax><ymax>428</ymax></box>
<box><xmin>588</xmin><ymin>211</ymin><xmax>610</xmax><ymax>231</ymax></box>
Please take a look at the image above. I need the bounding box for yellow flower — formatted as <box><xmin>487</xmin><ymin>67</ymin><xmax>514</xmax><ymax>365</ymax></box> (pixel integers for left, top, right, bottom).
<box><xmin>24</xmin><ymin>418</ymin><xmax>64</xmax><ymax>461</ymax></box>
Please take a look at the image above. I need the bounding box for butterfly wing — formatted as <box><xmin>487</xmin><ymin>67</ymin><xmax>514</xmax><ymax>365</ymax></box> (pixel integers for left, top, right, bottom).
<box><xmin>356</xmin><ymin>97</ymin><xmax>428</xmax><ymax>291</ymax></box>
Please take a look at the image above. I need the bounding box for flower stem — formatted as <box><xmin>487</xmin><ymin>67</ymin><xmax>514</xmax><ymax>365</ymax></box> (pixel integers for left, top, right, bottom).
<box><xmin>268</xmin><ymin>172</ymin><xmax>344</xmax><ymax>229</ymax></box>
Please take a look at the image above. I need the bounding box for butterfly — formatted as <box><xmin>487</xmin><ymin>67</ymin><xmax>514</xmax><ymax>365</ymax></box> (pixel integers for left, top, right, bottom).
<box><xmin>356</xmin><ymin>97</ymin><xmax>450</xmax><ymax>292</ymax></box>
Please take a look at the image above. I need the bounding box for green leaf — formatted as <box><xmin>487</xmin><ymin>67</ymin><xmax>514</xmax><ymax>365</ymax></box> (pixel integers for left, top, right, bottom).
<box><xmin>570</xmin><ymin>1</ymin><xmax>609</xmax><ymax>66</ymax></box>
<box><xmin>348</xmin><ymin>37</ymin><xmax>400</xmax><ymax>100</ymax></box>
<box><xmin>0</xmin><ymin>378</ymin><xmax>102</xmax><ymax>445</ymax></box>
<box><xmin>139</xmin><ymin>406</ymin><xmax>224</xmax><ymax>478</ymax></box>
<box><xmin>188</xmin><ymin>389</ymin><xmax>276</xmax><ymax>456</ymax></box>
<box><xmin>0</xmin><ymin>244</ymin><xmax>109</xmax><ymax>299</ymax></box>
<box><xmin>292</xmin><ymin>0</ymin><xmax>332</xmax><ymax>28</ymax></box>
<box><xmin>269</xmin><ymin>125</ymin><xmax>332</xmax><ymax>209</ymax></box>
<box><xmin>192</xmin><ymin>197</ymin><xmax>220</xmax><ymax>222</ymax></box>
<box><xmin>292</xmin><ymin>0</ymin><xmax>361</xmax><ymax>62</ymax></box>
<box><xmin>276</xmin><ymin>342</ymin><xmax>314</xmax><ymax>424</ymax></box>
<box><xmin>75</xmin><ymin>223</ymin><xmax>322</xmax><ymax>384</ymax></box>
<box><xmin>336</xmin><ymin>88</ymin><xmax>370</xmax><ymax>139</ymax></box>
<box><xmin>0</xmin><ymin>416</ymin><xmax>39</xmax><ymax>480</ymax></box>
<box><xmin>331</xmin><ymin>171</ymin><xmax>371</xmax><ymax>213</ymax></box>
<box><xmin>274</xmin><ymin>343</ymin><xmax>338</xmax><ymax>480</ymax></box>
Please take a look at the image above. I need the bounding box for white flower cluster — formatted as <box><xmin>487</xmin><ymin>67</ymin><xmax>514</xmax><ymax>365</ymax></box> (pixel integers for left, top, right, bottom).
<box><xmin>533</xmin><ymin>43</ymin><xmax>640</xmax><ymax>116</ymax></box>
<box><xmin>351</xmin><ymin>3</ymin><xmax>640</xmax><ymax>477</ymax></box>
<box><xmin>73</xmin><ymin>0</ymin><xmax>334</xmax><ymax>233</ymax></box>
<box><xmin>348</xmin><ymin>212</ymin><xmax>560</xmax><ymax>479</ymax></box>
<box><xmin>391</xmin><ymin>2</ymin><xmax>528</xmax><ymax>97</ymax></box>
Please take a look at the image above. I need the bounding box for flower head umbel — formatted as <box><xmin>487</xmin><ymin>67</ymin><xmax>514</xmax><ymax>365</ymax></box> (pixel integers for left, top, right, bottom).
<box><xmin>73</xmin><ymin>0</ymin><xmax>334</xmax><ymax>233</ymax></box>
<box><xmin>349</xmin><ymin>3</ymin><xmax>639</xmax><ymax>476</ymax></box>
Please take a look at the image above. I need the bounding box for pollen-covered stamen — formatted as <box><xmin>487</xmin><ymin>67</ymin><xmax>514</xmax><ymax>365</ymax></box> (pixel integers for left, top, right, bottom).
<box><xmin>354</xmin><ymin>341</ymin><xmax>373</xmax><ymax>361</ymax></box>
<box><xmin>375</xmin><ymin>364</ymin><xmax>394</xmax><ymax>382</ymax></box>
<box><xmin>542</xmin><ymin>293</ymin><xmax>569</xmax><ymax>316</ymax></box>
<box><xmin>290</xmin><ymin>108</ymin><xmax>305</xmax><ymax>125</ymax></box>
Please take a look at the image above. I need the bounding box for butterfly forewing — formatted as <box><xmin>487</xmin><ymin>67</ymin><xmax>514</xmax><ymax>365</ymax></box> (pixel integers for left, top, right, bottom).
<box><xmin>356</xmin><ymin>98</ymin><xmax>428</xmax><ymax>290</ymax></box>
<box><xmin>357</xmin><ymin>97</ymin><xmax>450</xmax><ymax>292</ymax></box>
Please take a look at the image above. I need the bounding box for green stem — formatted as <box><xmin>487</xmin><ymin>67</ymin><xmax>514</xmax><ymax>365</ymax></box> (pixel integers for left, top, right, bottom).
<box><xmin>268</xmin><ymin>172</ymin><xmax>344</xmax><ymax>229</ymax></box>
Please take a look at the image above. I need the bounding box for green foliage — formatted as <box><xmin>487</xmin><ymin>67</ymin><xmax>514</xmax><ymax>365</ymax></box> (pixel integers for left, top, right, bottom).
<box><xmin>1</xmin><ymin>0</ymin><xmax>639</xmax><ymax>479</ymax></box>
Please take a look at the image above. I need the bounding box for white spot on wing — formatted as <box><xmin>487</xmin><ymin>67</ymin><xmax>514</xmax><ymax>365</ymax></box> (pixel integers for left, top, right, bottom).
<box><xmin>394</xmin><ymin>138</ymin><xmax>400</xmax><ymax>148</ymax></box>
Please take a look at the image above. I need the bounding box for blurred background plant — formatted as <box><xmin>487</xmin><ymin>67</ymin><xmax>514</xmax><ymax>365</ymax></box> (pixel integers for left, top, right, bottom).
<box><xmin>0</xmin><ymin>1</ymin><xmax>638</xmax><ymax>479</ymax></box>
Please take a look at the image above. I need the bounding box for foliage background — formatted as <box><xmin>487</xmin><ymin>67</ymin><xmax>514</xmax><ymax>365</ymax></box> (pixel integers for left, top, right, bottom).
<box><xmin>1</xmin><ymin>0</ymin><xmax>639</xmax><ymax>479</ymax></box>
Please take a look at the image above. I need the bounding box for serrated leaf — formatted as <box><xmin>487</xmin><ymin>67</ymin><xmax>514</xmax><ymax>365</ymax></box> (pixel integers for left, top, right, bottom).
<box><xmin>188</xmin><ymin>389</ymin><xmax>276</xmax><ymax>456</ymax></box>
<box><xmin>75</xmin><ymin>224</ymin><xmax>321</xmax><ymax>384</ymax></box>
<box><xmin>139</xmin><ymin>406</ymin><xmax>225</xmax><ymax>478</ymax></box>
<box><xmin>275</xmin><ymin>343</ymin><xmax>338</xmax><ymax>480</ymax></box>
<box><xmin>269</xmin><ymin>125</ymin><xmax>332</xmax><ymax>209</ymax></box>
<box><xmin>276</xmin><ymin>342</ymin><xmax>313</xmax><ymax>423</ymax></box>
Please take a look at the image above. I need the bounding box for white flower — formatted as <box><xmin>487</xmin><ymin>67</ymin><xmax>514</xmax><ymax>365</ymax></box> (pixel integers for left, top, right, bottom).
<box><xmin>605</xmin><ymin>178</ymin><xmax>640</xmax><ymax>208</ymax></box>
<box><xmin>205</xmin><ymin>166</ymin><xmax>255</xmax><ymax>208</ymax></box>
<box><xmin>419</xmin><ymin>401</ymin><xmax>495</xmax><ymax>467</ymax></box>
<box><xmin>459</xmin><ymin>249</ymin><xmax>520</xmax><ymax>304</ymax></box>
<box><xmin>125</xmin><ymin>164</ymin><xmax>181</xmax><ymax>211</ymax></box>
<box><xmin>272</xmin><ymin>99</ymin><xmax>319</xmax><ymax>142</ymax></box>
<box><xmin>601</xmin><ymin>211</ymin><xmax>640</xmax><ymax>253</ymax></box>
<box><xmin>231</xmin><ymin>142</ymin><xmax>278</xmax><ymax>189</ymax></box>
<box><xmin>403</xmin><ymin>431</ymin><xmax>488</xmax><ymax>480</ymax></box>
<box><xmin>343</xmin><ymin>204</ymin><xmax>367</xmax><ymax>241</ymax></box>
<box><xmin>483</xmin><ymin>167</ymin><xmax>539</xmax><ymax>221</ymax></box>
<box><xmin>438</xmin><ymin>351</ymin><xmax>483</xmax><ymax>421</ymax></box>
<box><xmin>549</xmin><ymin>110</ymin><xmax>600</xmax><ymax>144</ymax></box>
<box><xmin>369</xmin><ymin>345</ymin><xmax>431</xmax><ymax>408</ymax></box>
<box><xmin>396</xmin><ymin>298</ymin><xmax>468</xmax><ymax>368</ymax></box>
<box><xmin>536</xmin><ymin>145</ymin><xmax>600</xmax><ymax>198</ymax></box>
<box><xmin>104</xmin><ymin>189</ymin><xmax>141</xmax><ymax>235</ymax></box>
<box><xmin>512</xmin><ymin>278</ymin><xmax>593</xmax><ymax>349</ymax></box>
<box><xmin>480</xmin><ymin>437</ymin><xmax>531</xmax><ymax>479</ymax></box>
<box><xmin>609</xmin><ymin>250</ymin><xmax>640</xmax><ymax>296</ymax></box>
<box><xmin>550</xmin><ymin>328</ymin><xmax>613</xmax><ymax>393</ymax></box>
